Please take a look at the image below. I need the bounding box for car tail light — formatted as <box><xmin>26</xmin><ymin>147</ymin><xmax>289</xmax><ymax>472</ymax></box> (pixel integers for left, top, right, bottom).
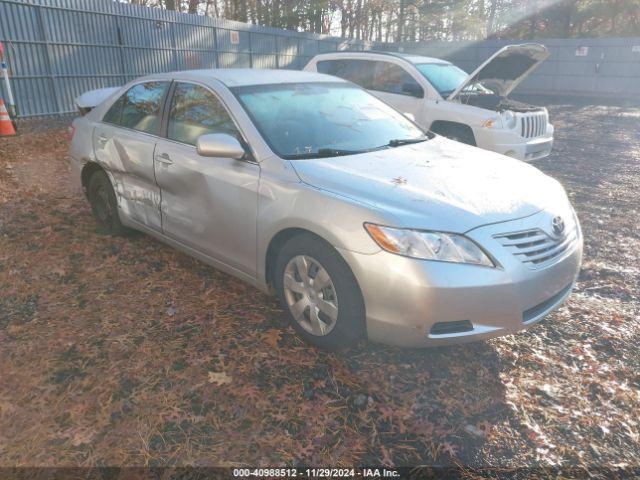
<box><xmin>67</xmin><ymin>125</ymin><xmax>76</xmax><ymax>141</ymax></box>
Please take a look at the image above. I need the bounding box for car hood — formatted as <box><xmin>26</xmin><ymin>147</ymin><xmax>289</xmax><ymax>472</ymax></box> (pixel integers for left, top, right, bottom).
<box><xmin>289</xmin><ymin>136</ymin><xmax>568</xmax><ymax>233</ymax></box>
<box><xmin>448</xmin><ymin>43</ymin><xmax>549</xmax><ymax>100</ymax></box>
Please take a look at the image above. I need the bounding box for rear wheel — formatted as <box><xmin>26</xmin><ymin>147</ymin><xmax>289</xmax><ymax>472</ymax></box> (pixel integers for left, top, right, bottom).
<box><xmin>274</xmin><ymin>234</ymin><xmax>365</xmax><ymax>351</ymax></box>
<box><xmin>87</xmin><ymin>170</ymin><xmax>128</xmax><ymax>235</ymax></box>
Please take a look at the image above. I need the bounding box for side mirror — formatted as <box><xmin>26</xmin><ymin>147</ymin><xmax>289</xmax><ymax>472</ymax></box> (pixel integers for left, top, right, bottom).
<box><xmin>401</xmin><ymin>82</ymin><xmax>424</xmax><ymax>98</ymax></box>
<box><xmin>196</xmin><ymin>133</ymin><xmax>245</xmax><ymax>160</ymax></box>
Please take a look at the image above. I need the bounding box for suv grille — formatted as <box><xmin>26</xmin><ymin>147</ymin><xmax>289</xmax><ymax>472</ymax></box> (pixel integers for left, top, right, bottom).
<box><xmin>494</xmin><ymin>226</ymin><xmax>578</xmax><ymax>268</ymax></box>
<box><xmin>520</xmin><ymin>111</ymin><xmax>547</xmax><ymax>139</ymax></box>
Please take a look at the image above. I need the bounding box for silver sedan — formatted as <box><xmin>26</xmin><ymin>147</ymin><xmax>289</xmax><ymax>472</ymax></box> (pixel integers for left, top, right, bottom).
<box><xmin>69</xmin><ymin>69</ymin><xmax>582</xmax><ymax>350</ymax></box>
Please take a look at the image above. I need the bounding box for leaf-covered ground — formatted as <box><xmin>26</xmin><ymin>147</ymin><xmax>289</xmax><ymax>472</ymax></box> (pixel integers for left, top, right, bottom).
<box><xmin>0</xmin><ymin>102</ymin><xmax>638</xmax><ymax>472</ymax></box>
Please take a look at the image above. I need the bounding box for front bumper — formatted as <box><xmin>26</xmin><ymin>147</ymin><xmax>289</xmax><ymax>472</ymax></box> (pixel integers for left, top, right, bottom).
<box><xmin>339</xmin><ymin>211</ymin><xmax>582</xmax><ymax>348</ymax></box>
<box><xmin>473</xmin><ymin>125</ymin><xmax>554</xmax><ymax>161</ymax></box>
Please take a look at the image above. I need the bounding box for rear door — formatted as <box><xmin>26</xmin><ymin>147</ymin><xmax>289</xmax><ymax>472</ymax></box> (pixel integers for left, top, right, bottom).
<box><xmin>93</xmin><ymin>81</ymin><xmax>170</xmax><ymax>231</ymax></box>
<box><xmin>368</xmin><ymin>61</ymin><xmax>425</xmax><ymax>121</ymax></box>
<box><xmin>153</xmin><ymin>81</ymin><xmax>260</xmax><ymax>277</ymax></box>
<box><xmin>316</xmin><ymin>58</ymin><xmax>425</xmax><ymax>122</ymax></box>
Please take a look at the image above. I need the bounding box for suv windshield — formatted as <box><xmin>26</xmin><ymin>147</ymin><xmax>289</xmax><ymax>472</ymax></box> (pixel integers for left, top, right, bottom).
<box><xmin>233</xmin><ymin>82</ymin><xmax>427</xmax><ymax>159</ymax></box>
<box><xmin>415</xmin><ymin>63</ymin><xmax>492</xmax><ymax>97</ymax></box>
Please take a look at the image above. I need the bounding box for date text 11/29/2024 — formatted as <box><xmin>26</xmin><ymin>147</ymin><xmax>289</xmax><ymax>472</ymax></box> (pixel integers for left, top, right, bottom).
<box><xmin>233</xmin><ymin>468</ymin><xmax>400</xmax><ymax>477</ymax></box>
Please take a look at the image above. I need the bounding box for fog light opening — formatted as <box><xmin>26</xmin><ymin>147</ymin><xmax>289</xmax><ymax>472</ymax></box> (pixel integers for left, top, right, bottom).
<box><xmin>429</xmin><ymin>320</ymin><xmax>473</xmax><ymax>335</ymax></box>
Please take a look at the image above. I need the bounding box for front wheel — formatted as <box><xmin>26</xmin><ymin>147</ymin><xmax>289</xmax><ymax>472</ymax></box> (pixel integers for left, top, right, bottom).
<box><xmin>274</xmin><ymin>234</ymin><xmax>365</xmax><ymax>351</ymax></box>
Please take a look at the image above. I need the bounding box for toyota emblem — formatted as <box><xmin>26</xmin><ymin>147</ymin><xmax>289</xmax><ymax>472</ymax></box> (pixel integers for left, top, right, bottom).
<box><xmin>552</xmin><ymin>216</ymin><xmax>565</xmax><ymax>236</ymax></box>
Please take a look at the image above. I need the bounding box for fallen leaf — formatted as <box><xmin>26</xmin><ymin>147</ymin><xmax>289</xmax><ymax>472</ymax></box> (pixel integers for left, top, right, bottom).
<box><xmin>208</xmin><ymin>371</ymin><xmax>232</xmax><ymax>386</ymax></box>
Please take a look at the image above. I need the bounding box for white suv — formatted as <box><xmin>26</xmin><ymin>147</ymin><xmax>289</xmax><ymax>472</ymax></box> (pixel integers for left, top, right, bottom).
<box><xmin>304</xmin><ymin>44</ymin><xmax>554</xmax><ymax>161</ymax></box>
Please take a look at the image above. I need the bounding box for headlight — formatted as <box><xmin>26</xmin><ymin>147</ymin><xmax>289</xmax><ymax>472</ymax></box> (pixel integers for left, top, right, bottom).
<box><xmin>501</xmin><ymin>110</ymin><xmax>517</xmax><ymax>129</ymax></box>
<box><xmin>364</xmin><ymin>223</ymin><xmax>495</xmax><ymax>267</ymax></box>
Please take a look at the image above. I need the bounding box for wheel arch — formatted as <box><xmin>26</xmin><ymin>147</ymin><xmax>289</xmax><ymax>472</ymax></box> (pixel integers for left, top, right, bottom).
<box><xmin>429</xmin><ymin>120</ymin><xmax>476</xmax><ymax>145</ymax></box>
<box><xmin>266</xmin><ymin>227</ymin><xmax>368</xmax><ymax>341</ymax></box>
<box><xmin>264</xmin><ymin>227</ymin><xmax>323</xmax><ymax>291</ymax></box>
<box><xmin>81</xmin><ymin>161</ymin><xmax>107</xmax><ymax>197</ymax></box>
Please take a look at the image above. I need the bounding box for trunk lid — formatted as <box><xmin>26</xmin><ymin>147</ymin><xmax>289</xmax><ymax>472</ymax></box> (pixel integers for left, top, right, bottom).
<box><xmin>75</xmin><ymin>86</ymin><xmax>121</xmax><ymax>115</ymax></box>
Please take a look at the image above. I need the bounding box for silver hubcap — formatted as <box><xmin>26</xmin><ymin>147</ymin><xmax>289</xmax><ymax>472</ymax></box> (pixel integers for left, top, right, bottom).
<box><xmin>283</xmin><ymin>255</ymin><xmax>339</xmax><ymax>336</ymax></box>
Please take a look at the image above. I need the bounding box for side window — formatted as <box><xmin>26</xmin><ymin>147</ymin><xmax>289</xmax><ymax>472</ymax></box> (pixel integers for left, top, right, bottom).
<box><xmin>110</xmin><ymin>81</ymin><xmax>169</xmax><ymax>134</ymax></box>
<box><xmin>316</xmin><ymin>59</ymin><xmax>376</xmax><ymax>90</ymax></box>
<box><xmin>372</xmin><ymin>62</ymin><xmax>423</xmax><ymax>97</ymax></box>
<box><xmin>167</xmin><ymin>83</ymin><xmax>239</xmax><ymax>146</ymax></box>
<box><xmin>103</xmin><ymin>96</ymin><xmax>124</xmax><ymax>124</ymax></box>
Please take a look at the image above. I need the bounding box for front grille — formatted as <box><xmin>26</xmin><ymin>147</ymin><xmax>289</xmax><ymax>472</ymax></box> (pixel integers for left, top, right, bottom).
<box><xmin>520</xmin><ymin>111</ymin><xmax>547</xmax><ymax>139</ymax></box>
<box><xmin>494</xmin><ymin>226</ymin><xmax>578</xmax><ymax>268</ymax></box>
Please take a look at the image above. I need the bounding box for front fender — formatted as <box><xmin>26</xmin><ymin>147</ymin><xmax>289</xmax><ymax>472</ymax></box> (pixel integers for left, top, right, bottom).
<box><xmin>256</xmin><ymin>169</ymin><xmax>390</xmax><ymax>284</ymax></box>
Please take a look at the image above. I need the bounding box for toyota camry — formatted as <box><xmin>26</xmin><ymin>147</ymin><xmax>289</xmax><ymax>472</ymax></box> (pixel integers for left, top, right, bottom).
<box><xmin>69</xmin><ymin>69</ymin><xmax>582</xmax><ymax>350</ymax></box>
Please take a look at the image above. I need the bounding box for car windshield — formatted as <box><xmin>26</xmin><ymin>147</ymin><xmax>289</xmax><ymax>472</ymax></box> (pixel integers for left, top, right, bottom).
<box><xmin>233</xmin><ymin>82</ymin><xmax>428</xmax><ymax>159</ymax></box>
<box><xmin>415</xmin><ymin>62</ymin><xmax>489</xmax><ymax>97</ymax></box>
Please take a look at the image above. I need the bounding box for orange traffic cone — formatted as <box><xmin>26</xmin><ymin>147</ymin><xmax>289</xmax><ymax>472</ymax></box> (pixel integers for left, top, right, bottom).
<box><xmin>0</xmin><ymin>99</ymin><xmax>16</xmax><ymax>136</ymax></box>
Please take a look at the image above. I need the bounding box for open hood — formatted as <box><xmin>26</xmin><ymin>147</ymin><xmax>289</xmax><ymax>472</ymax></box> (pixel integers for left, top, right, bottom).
<box><xmin>448</xmin><ymin>43</ymin><xmax>549</xmax><ymax>100</ymax></box>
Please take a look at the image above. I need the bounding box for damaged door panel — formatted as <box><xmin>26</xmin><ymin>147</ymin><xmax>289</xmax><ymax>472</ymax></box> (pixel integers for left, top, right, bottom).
<box><xmin>92</xmin><ymin>81</ymin><xmax>170</xmax><ymax>231</ymax></box>
<box><xmin>153</xmin><ymin>82</ymin><xmax>260</xmax><ymax>276</ymax></box>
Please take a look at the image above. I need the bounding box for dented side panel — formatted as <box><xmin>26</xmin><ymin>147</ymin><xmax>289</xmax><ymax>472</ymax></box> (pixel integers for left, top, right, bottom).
<box><xmin>92</xmin><ymin>124</ymin><xmax>163</xmax><ymax>231</ymax></box>
<box><xmin>154</xmin><ymin>139</ymin><xmax>261</xmax><ymax>277</ymax></box>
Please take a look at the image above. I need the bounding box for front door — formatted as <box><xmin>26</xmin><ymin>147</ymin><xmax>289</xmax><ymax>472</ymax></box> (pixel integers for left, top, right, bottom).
<box><xmin>93</xmin><ymin>81</ymin><xmax>170</xmax><ymax>231</ymax></box>
<box><xmin>153</xmin><ymin>82</ymin><xmax>260</xmax><ymax>277</ymax></box>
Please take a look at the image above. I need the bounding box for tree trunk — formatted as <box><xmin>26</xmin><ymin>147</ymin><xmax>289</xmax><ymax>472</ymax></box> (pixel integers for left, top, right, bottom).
<box><xmin>396</xmin><ymin>0</ymin><xmax>405</xmax><ymax>43</ymax></box>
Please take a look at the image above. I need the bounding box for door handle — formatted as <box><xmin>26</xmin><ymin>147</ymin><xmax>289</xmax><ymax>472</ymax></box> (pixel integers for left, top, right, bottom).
<box><xmin>155</xmin><ymin>152</ymin><xmax>173</xmax><ymax>165</ymax></box>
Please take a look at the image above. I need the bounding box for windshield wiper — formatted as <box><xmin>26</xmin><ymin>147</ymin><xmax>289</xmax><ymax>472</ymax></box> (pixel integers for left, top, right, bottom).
<box><xmin>284</xmin><ymin>147</ymin><xmax>367</xmax><ymax>160</ymax></box>
<box><xmin>387</xmin><ymin>135</ymin><xmax>431</xmax><ymax>147</ymax></box>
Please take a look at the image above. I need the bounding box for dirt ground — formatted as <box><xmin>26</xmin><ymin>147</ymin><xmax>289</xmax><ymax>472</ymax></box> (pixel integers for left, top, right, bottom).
<box><xmin>0</xmin><ymin>101</ymin><xmax>638</xmax><ymax>475</ymax></box>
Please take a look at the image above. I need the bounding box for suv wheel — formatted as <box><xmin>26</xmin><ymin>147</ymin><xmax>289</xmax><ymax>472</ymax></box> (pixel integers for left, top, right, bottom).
<box><xmin>274</xmin><ymin>233</ymin><xmax>365</xmax><ymax>350</ymax></box>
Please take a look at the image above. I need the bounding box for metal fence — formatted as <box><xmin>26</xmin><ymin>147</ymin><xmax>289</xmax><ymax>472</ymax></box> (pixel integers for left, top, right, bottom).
<box><xmin>0</xmin><ymin>0</ymin><xmax>369</xmax><ymax>117</ymax></box>
<box><xmin>384</xmin><ymin>37</ymin><xmax>640</xmax><ymax>98</ymax></box>
<box><xmin>2</xmin><ymin>0</ymin><xmax>638</xmax><ymax>118</ymax></box>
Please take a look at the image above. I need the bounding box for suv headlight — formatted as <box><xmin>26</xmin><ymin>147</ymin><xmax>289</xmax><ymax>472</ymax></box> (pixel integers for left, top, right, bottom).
<box><xmin>501</xmin><ymin>110</ymin><xmax>517</xmax><ymax>129</ymax></box>
<box><xmin>364</xmin><ymin>223</ymin><xmax>494</xmax><ymax>267</ymax></box>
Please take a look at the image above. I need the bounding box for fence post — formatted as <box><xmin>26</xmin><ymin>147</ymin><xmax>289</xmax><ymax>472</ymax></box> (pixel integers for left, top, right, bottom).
<box><xmin>115</xmin><ymin>16</ymin><xmax>127</xmax><ymax>85</ymax></box>
<box><xmin>35</xmin><ymin>4</ymin><xmax>64</xmax><ymax>115</ymax></box>
<box><xmin>248</xmin><ymin>31</ymin><xmax>253</xmax><ymax>68</ymax></box>
<box><xmin>213</xmin><ymin>26</ymin><xmax>219</xmax><ymax>68</ymax></box>
<box><xmin>170</xmin><ymin>19</ymin><xmax>178</xmax><ymax>71</ymax></box>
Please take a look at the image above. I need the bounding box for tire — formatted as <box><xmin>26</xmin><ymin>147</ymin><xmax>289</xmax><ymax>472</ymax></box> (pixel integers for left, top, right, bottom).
<box><xmin>274</xmin><ymin>233</ymin><xmax>365</xmax><ymax>351</ymax></box>
<box><xmin>87</xmin><ymin>170</ymin><xmax>128</xmax><ymax>236</ymax></box>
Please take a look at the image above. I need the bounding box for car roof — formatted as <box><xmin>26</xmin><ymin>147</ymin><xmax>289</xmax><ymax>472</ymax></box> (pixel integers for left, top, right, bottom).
<box><xmin>312</xmin><ymin>50</ymin><xmax>451</xmax><ymax>65</ymax></box>
<box><xmin>142</xmin><ymin>68</ymin><xmax>347</xmax><ymax>87</ymax></box>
